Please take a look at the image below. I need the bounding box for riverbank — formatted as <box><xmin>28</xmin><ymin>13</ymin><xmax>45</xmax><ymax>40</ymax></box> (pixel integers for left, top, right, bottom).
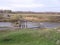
<box><xmin>0</xmin><ymin>13</ymin><xmax>60</xmax><ymax>22</ymax></box>
<box><xmin>0</xmin><ymin>29</ymin><xmax>60</xmax><ymax>45</ymax></box>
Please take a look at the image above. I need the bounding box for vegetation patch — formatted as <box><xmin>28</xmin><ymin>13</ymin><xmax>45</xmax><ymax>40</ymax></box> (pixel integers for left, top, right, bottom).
<box><xmin>0</xmin><ymin>29</ymin><xmax>60</xmax><ymax>45</ymax></box>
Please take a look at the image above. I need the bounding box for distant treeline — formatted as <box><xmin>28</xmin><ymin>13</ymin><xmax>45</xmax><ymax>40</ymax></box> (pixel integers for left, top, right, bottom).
<box><xmin>0</xmin><ymin>10</ymin><xmax>60</xmax><ymax>14</ymax></box>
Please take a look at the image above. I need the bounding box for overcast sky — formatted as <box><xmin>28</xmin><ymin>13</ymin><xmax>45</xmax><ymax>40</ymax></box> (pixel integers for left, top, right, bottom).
<box><xmin>0</xmin><ymin>0</ymin><xmax>60</xmax><ymax>12</ymax></box>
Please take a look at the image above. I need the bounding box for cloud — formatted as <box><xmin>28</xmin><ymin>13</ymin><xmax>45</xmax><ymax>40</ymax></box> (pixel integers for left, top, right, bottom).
<box><xmin>10</xmin><ymin>0</ymin><xmax>44</xmax><ymax>8</ymax></box>
<box><xmin>0</xmin><ymin>0</ymin><xmax>45</xmax><ymax>11</ymax></box>
<box><xmin>51</xmin><ymin>0</ymin><xmax>60</xmax><ymax>4</ymax></box>
<box><xmin>0</xmin><ymin>0</ymin><xmax>60</xmax><ymax>12</ymax></box>
<box><xmin>45</xmin><ymin>0</ymin><xmax>60</xmax><ymax>7</ymax></box>
<box><xmin>8</xmin><ymin>0</ymin><xmax>34</xmax><ymax>5</ymax></box>
<box><xmin>0</xmin><ymin>6</ymin><xmax>12</xmax><ymax>10</ymax></box>
<box><xmin>11</xmin><ymin>4</ymin><xmax>44</xmax><ymax>8</ymax></box>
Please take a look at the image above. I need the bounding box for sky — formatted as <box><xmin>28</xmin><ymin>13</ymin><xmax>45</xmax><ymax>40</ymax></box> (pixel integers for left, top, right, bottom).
<box><xmin>0</xmin><ymin>0</ymin><xmax>60</xmax><ymax>12</ymax></box>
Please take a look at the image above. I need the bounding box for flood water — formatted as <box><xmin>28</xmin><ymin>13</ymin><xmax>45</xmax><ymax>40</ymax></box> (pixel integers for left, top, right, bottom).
<box><xmin>0</xmin><ymin>22</ymin><xmax>60</xmax><ymax>30</ymax></box>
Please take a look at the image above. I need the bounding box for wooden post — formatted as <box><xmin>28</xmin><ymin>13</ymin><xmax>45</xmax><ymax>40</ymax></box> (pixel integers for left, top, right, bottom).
<box><xmin>25</xmin><ymin>21</ymin><xmax>27</xmax><ymax>28</ymax></box>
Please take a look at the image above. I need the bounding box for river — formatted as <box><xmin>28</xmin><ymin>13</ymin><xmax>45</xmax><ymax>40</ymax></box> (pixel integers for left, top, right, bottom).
<box><xmin>0</xmin><ymin>22</ymin><xmax>60</xmax><ymax>30</ymax></box>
